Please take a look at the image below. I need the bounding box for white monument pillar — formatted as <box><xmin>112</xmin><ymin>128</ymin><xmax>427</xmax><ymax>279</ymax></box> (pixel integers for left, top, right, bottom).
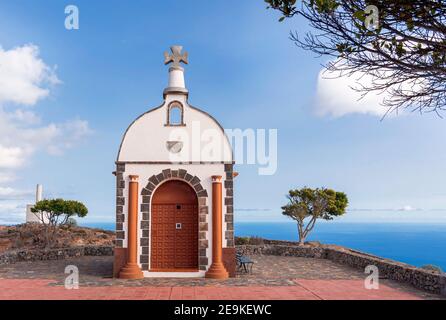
<box><xmin>36</xmin><ymin>184</ymin><xmax>43</xmax><ymax>202</ymax></box>
<box><xmin>26</xmin><ymin>184</ymin><xmax>45</xmax><ymax>223</ymax></box>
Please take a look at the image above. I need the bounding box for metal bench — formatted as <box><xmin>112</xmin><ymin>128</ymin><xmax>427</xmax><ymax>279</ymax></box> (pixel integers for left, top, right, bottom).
<box><xmin>236</xmin><ymin>252</ymin><xmax>254</xmax><ymax>274</ymax></box>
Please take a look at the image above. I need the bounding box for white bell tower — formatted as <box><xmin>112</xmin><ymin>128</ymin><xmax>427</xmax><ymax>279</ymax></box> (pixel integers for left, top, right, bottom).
<box><xmin>163</xmin><ymin>46</ymin><xmax>189</xmax><ymax>97</ymax></box>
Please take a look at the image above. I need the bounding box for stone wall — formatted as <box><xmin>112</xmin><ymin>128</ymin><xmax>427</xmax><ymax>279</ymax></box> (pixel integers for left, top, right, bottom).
<box><xmin>115</xmin><ymin>163</ymin><xmax>126</xmax><ymax>248</ymax></box>
<box><xmin>0</xmin><ymin>246</ymin><xmax>113</xmax><ymax>266</ymax></box>
<box><xmin>0</xmin><ymin>239</ymin><xmax>11</xmax><ymax>254</ymax></box>
<box><xmin>237</xmin><ymin>244</ymin><xmax>446</xmax><ymax>296</ymax></box>
<box><xmin>324</xmin><ymin>247</ymin><xmax>446</xmax><ymax>296</ymax></box>
<box><xmin>238</xmin><ymin>244</ymin><xmax>326</xmax><ymax>259</ymax></box>
<box><xmin>224</xmin><ymin>164</ymin><xmax>234</xmax><ymax>248</ymax></box>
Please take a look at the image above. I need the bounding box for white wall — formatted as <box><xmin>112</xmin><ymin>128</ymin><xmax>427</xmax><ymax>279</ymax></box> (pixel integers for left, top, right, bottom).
<box><xmin>117</xmin><ymin>94</ymin><xmax>233</xmax><ymax>163</ymax></box>
<box><xmin>26</xmin><ymin>205</ymin><xmax>49</xmax><ymax>224</ymax></box>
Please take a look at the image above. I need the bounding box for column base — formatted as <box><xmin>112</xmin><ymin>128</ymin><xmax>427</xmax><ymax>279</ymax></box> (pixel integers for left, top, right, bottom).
<box><xmin>119</xmin><ymin>263</ymin><xmax>144</xmax><ymax>279</ymax></box>
<box><xmin>205</xmin><ymin>262</ymin><xmax>229</xmax><ymax>279</ymax></box>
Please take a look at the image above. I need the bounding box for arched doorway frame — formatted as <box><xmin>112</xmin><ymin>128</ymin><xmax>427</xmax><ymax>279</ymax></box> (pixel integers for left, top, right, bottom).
<box><xmin>151</xmin><ymin>179</ymin><xmax>198</xmax><ymax>270</ymax></box>
<box><xmin>139</xmin><ymin>169</ymin><xmax>209</xmax><ymax>272</ymax></box>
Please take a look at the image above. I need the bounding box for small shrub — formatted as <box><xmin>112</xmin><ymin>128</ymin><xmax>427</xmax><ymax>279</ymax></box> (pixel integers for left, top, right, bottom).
<box><xmin>74</xmin><ymin>228</ymin><xmax>88</xmax><ymax>235</ymax></box>
<box><xmin>66</xmin><ymin>218</ymin><xmax>78</xmax><ymax>228</ymax></box>
<box><xmin>234</xmin><ymin>236</ymin><xmax>265</xmax><ymax>245</ymax></box>
<box><xmin>235</xmin><ymin>237</ymin><xmax>250</xmax><ymax>245</ymax></box>
<box><xmin>420</xmin><ymin>264</ymin><xmax>443</xmax><ymax>273</ymax></box>
<box><xmin>31</xmin><ymin>198</ymin><xmax>88</xmax><ymax>248</ymax></box>
<box><xmin>248</xmin><ymin>236</ymin><xmax>264</xmax><ymax>245</ymax></box>
<box><xmin>13</xmin><ymin>237</ymin><xmax>24</xmax><ymax>248</ymax></box>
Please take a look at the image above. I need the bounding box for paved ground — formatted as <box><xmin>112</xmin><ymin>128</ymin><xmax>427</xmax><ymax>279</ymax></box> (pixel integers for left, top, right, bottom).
<box><xmin>0</xmin><ymin>255</ymin><xmax>443</xmax><ymax>300</ymax></box>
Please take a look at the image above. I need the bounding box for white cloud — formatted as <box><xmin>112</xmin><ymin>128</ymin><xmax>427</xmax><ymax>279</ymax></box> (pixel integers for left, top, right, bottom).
<box><xmin>0</xmin><ymin>172</ymin><xmax>16</xmax><ymax>184</ymax></box>
<box><xmin>0</xmin><ymin>110</ymin><xmax>92</xmax><ymax>169</ymax></box>
<box><xmin>314</xmin><ymin>61</ymin><xmax>390</xmax><ymax>117</ymax></box>
<box><xmin>314</xmin><ymin>58</ymin><xmax>428</xmax><ymax>118</ymax></box>
<box><xmin>397</xmin><ymin>205</ymin><xmax>419</xmax><ymax>212</ymax></box>
<box><xmin>0</xmin><ymin>202</ymin><xmax>26</xmax><ymax>224</ymax></box>
<box><xmin>0</xmin><ymin>145</ymin><xmax>28</xmax><ymax>169</ymax></box>
<box><xmin>0</xmin><ymin>187</ymin><xmax>33</xmax><ymax>200</ymax></box>
<box><xmin>0</xmin><ymin>44</ymin><xmax>91</xmax><ymax>170</ymax></box>
<box><xmin>46</xmin><ymin>119</ymin><xmax>92</xmax><ymax>155</ymax></box>
<box><xmin>0</xmin><ymin>44</ymin><xmax>60</xmax><ymax>106</ymax></box>
<box><xmin>10</xmin><ymin>109</ymin><xmax>41</xmax><ymax>125</ymax></box>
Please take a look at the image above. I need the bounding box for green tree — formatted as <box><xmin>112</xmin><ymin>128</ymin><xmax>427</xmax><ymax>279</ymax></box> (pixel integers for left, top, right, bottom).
<box><xmin>281</xmin><ymin>187</ymin><xmax>348</xmax><ymax>244</ymax></box>
<box><xmin>265</xmin><ymin>0</ymin><xmax>446</xmax><ymax>115</ymax></box>
<box><xmin>31</xmin><ymin>199</ymin><xmax>88</xmax><ymax>247</ymax></box>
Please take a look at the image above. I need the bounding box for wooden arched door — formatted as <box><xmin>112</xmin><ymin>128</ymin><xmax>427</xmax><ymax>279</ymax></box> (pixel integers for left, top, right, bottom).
<box><xmin>151</xmin><ymin>180</ymin><xmax>198</xmax><ymax>271</ymax></box>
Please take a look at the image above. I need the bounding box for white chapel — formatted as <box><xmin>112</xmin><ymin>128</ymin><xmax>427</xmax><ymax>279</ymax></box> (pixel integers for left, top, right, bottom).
<box><xmin>113</xmin><ymin>46</ymin><xmax>236</xmax><ymax>279</ymax></box>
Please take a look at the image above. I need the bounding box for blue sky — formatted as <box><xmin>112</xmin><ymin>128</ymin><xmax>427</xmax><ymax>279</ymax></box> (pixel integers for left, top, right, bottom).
<box><xmin>0</xmin><ymin>0</ymin><xmax>445</xmax><ymax>224</ymax></box>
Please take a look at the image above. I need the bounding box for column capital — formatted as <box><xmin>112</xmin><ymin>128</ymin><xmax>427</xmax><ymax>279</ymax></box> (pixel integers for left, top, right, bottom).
<box><xmin>129</xmin><ymin>175</ymin><xmax>139</xmax><ymax>182</ymax></box>
<box><xmin>211</xmin><ymin>175</ymin><xmax>222</xmax><ymax>183</ymax></box>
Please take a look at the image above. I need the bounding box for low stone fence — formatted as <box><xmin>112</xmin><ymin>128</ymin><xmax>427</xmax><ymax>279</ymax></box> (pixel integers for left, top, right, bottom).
<box><xmin>237</xmin><ymin>244</ymin><xmax>326</xmax><ymax>259</ymax></box>
<box><xmin>0</xmin><ymin>246</ymin><xmax>113</xmax><ymax>266</ymax></box>
<box><xmin>237</xmin><ymin>244</ymin><xmax>446</xmax><ymax>296</ymax></box>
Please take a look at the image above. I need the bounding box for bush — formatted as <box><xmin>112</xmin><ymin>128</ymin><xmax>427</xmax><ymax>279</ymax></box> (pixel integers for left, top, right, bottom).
<box><xmin>235</xmin><ymin>237</ymin><xmax>250</xmax><ymax>245</ymax></box>
<box><xmin>420</xmin><ymin>264</ymin><xmax>443</xmax><ymax>273</ymax></box>
<box><xmin>4</xmin><ymin>224</ymin><xmax>115</xmax><ymax>250</ymax></box>
<box><xmin>31</xmin><ymin>198</ymin><xmax>88</xmax><ymax>248</ymax></box>
<box><xmin>235</xmin><ymin>236</ymin><xmax>265</xmax><ymax>245</ymax></box>
<box><xmin>249</xmin><ymin>236</ymin><xmax>264</xmax><ymax>245</ymax></box>
<box><xmin>66</xmin><ymin>218</ymin><xmax>78</xmax><ymax>228</ymax></box>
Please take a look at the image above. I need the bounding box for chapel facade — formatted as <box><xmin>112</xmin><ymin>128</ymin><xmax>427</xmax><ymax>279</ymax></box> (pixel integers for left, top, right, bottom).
<box><xmin>113</xmin><ymin>46</ymin><xmax>235</xmax><ymax>279</ymax></box>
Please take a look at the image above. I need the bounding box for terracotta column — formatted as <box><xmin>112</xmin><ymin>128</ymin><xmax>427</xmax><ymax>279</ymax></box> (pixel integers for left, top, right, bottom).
<box><xmin>119</xmin><ymin>175</ymin><xmax>144</xmax><ymax>279</ymax></box>
<box><xmin>205</xmin><ymin>175</ymin><xmax>229</xmax><ymax>279</ymax></box>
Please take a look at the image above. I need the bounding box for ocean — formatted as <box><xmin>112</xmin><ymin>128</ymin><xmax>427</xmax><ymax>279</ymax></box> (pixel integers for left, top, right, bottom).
<box><xmin>81</xmin><ymin>221</ymin><xmax>446</xmax><ymax>271</ymax></box>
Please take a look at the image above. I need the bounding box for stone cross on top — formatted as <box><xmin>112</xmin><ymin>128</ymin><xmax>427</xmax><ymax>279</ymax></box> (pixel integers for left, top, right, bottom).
<box><xmin>164</xmin><ymin>46</ymin><xmax>188</xmax><ymax>68</ymax></box>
